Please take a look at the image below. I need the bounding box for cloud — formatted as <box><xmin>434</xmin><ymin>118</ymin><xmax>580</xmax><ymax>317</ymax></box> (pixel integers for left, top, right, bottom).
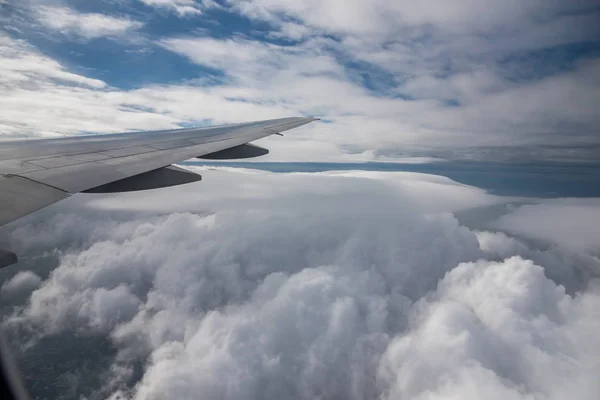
<box><xmin>475</xmin><ymin>230</ymin><xmax>600</xmax><ymax>295</ymax></box>
<box><xmin>0</xmin><ymin>35</ymin><xmax>106</xmax><ymax>88</ymax></box>
<box><xmin>159</xmin><ymin>32</ymin><xmax>600</xmax><ymax>153</ymax></box>
<box><xmin>1</xmin><ymin>270</ymin><xmax>42</xmax><ymax>298</ymax></box>
<box><xmin>490</xmin><ymin>199</ymin><xmax>600</xmax><ymax>255</ymax></box>
<box><xmin>0</xmin><ymin>33</ymin><xmax>307</xmax><ymax>142</ymax></box>
<box><xmin>78</xmin><ymin>167</ymin><xmax>503</xmax><ymax>214</ymax></box>
<box><xmin>1</xmin><ymin>1</ymin><xmax>599</xmax><ymax>160</ymax></box>
<box><xmin>379</xmin><ymin>256</ymin><xmax>600</xmax><ymax>400</ymax></box>
<box><xmin>231</xmin><ymin>0</ymin><xmax>600</xmax><ymax>42</ymax></box>
<box><xmin>138</xmin><ymin>0</ymin><xmax>217</xmax><ymax>16</ymax></box>
<box><xmin>0</xmin><ymin>34</ymin><xmax>180</xmax><ymax>138</ymax></box>
<box><xmin>2</xmin><ymin>169</ymin><xmax>599</xmax><ymax>399</ymax></box>
<box><xmin>35</xmin><ymin>6</ymin><xmax>143</xmax><ymax>39</ymax></box>
<box><xmin>223</xmin><ymin>0</ymin><xmax>600</xmax><ymax>153</ymax></box>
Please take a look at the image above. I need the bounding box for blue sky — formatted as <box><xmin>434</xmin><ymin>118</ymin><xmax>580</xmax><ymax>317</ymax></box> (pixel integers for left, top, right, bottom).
<box><xmin>1</xmin><ymin>0</ymin><xmax>599</xmax><ymax>161</ymax></box>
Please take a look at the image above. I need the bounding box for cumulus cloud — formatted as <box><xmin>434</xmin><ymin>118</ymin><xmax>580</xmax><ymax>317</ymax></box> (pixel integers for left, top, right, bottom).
<box><xmin>379</xmin><ymin>256</ymin><xmax>600</xmax><ymax>400</ymax></box>
<box><xmin>2</xmin><ymin>169</ymin><xmax>599</xmax><ymax>399</ymax></box>
<box><xmin>475</xmin><ymin>230</ymin><xmax>600</xmax><ymax>295</ymax></box>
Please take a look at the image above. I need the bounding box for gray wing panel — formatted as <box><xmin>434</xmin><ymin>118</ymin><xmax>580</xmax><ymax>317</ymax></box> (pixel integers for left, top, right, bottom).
<box><xmin>17</xmin><ymin>125</ymin><xmax>274</xmax><ymax>193</ymax></box>
<box><xmin>0</xmin><ymin>116</ymin><xmax>317</xmax><ymax>228</ymax></box>
<box><xmin>0</xmin><ymin>175</ymin><xmax>70</xmax><ymax>227</ymax></box>
<box><xmin>200</xmin><ymin>143</ymin><xmax>269</xmax><ymax>159</ymax></box>
<box><xmin>0</xmin><ymin>117</ymin><xmax>312</xmax><ymax>163</ymax></box>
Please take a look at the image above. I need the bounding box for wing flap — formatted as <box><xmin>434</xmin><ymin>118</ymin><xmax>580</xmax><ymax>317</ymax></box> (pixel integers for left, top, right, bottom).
<box><xmin>199</xmin><ymin>143</ymin><xmax>269</xmax><ymax>159</ymax></box>
<box><xmin>84</xmin><ymin>165</ymin><xmax>202</xmax><ymax>193</ymax></box>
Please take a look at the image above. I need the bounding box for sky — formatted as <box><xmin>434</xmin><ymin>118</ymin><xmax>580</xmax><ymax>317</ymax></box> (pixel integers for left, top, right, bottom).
<box><xmin>1</xmin><ymin>0</ymin><xmax>600</xmax><ymax>161</ymax></box>
<box><xmin>1</xmin><ymin>2</ymin><xmax>600</xmax><ymax>400</ymax></box>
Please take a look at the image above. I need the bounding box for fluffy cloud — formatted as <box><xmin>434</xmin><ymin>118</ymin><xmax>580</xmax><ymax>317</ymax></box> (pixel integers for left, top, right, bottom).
<box><xmin>475</xmin><ymin>230</ymin><xmax>600</xmax><ymax>295</ymax></box>
<box><xmin>0</xmin><ymin>33</ymin><xmax>303</xmax><ymax>143</ymax></box>
<box><xmin>491</xmin><ymin>199</ymin><xmax>600</xmax><ymax>255</ymax></box>
<box><xmin>2</xmin><ymin>169</ymin><xmax>598</xmax><ymax>399</ymax></box>
<box><xmin>143</xmin><ymin>0</ymin><xmax>600</xmax><ymax>153</ymax></box>
<box><xmin>35</xmin><ymin>6</ymin><xmax>143</xmax><ymax>39</ymax></box>
<box><xmin>379</xmin><ymin>256</ymin><xmax>600</xmax><ymax>400</ymax></box>
<box><xmin>159</xmin><ymin>34</ymin><xmax>600</xmax><ymax>153</ymax></box>
<box><xmin>0</xmin><ymin>270</ymin><xmax>42</xmax><ymax>298</ymax></box>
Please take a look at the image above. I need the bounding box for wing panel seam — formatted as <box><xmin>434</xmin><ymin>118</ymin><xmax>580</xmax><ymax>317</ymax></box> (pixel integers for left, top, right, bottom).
<box><xmin>7</xmin><ymin>174</ymin><xmax>71</xmax><ymax>194</ymax></box>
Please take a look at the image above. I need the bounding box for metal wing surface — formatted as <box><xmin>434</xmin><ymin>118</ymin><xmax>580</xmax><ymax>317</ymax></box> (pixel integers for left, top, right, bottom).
<box><xmin>0</xmin><ymin>117</ymin><xmax>317</xmax><ymax>230</ymax></box>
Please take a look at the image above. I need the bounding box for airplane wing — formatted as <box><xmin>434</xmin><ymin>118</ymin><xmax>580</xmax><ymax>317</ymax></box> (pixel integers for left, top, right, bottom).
<box><xmin>0</xmin><ymin>116</ymin><xmax>317</xmax><ymax>267</ymax></box>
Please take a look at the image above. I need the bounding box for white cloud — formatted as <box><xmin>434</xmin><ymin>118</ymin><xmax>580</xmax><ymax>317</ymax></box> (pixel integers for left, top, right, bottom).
<box><xmin>36</xmin><ymin>6</ymin><xmax>143</xmax><ymax>39</ymax></box>
<box><xmin>491</xmin><ymin>199</ymin><xmax>600</xmax><ymax>255</ymax></box>
<box><xmin>1</xmin><ymin>270</ymin><xmax>42</xmax><ymax>298</ymax></box>
<box><xmin>0</xmin><ymin>34</ymin><xmax>315</xmax><ymax>146</ymax></box>
<box><xmin>0</xmin><ymin>35</ymin><xmax>105</xmax><ymax>89</ymax></box>
<box><xmin>379</xmin><ymin>256</ymin><xmax>600</xmax><ymax>400</ymax></box>
<box><xmin>138</xmin><ymin>0</ymin><xmax>218</xmax><ymax>16</ymax></box>
<box><xmin>79</xmin><ymin>167</ymin><xmax>504</xmax><ymax>214</ymax></box>
<box><xmin>475</xmin><ymin>230</ymin><xmax>600</xmax><ymax>294</ymax></box>
<box><xmin>2</xmin><ymin>169</ymin><xmax>599</xmax><ymax>399</ymax></box>
<box><xmin>2</xmin><ymin>1</ymin><xmax>600</xmax><ymax>160</ymax></box>
<box><xmin>0</xmin><ymin>34</ymin><xmax>181</xmax><ymax>138</ymax></box>
<box><xmin>269</xmin><ymin>21</ymin><xmax>314</xmax><ymax>40</ymax></box>
<box><xmin>231</xmin><ymin>0</ymin><xmax>600</xmax><ymax>42</ymax></box>
<box><xmin>4</xmin><ymin>169</ymin><xmax>484</xmax><ymax>397</ymax></box>
<box><xmin>159</xmin><ymin>33</ymin><xmax>600</xmax><ymax>153</ymax></box>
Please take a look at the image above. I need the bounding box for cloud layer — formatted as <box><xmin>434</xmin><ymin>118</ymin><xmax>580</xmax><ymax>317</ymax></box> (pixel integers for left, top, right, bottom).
<box><xmin>1</xmin><ymin>1</ymin><xmax>599</xmax><ymax>160</ymax></box>
<box><xmin>2</xmin><ymin>169</ymin><xmax>598</xmax><ymax>400</ymax></box>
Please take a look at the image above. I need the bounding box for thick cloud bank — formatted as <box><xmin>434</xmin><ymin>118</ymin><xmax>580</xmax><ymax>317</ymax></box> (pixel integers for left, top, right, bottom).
<box><xmin>1</xmin><ymin>169</ymin><xmax>599</xmax><ymax>400</ymax></box>
<box><xmin>379</xmin><ymin>257</ymin><xmax>600</xmax><ymax>400</ymax></box>
<box><xmin>491</xmin><ymin>199</ymin><xmax>600</xmax><ymax>255</ymax></box>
